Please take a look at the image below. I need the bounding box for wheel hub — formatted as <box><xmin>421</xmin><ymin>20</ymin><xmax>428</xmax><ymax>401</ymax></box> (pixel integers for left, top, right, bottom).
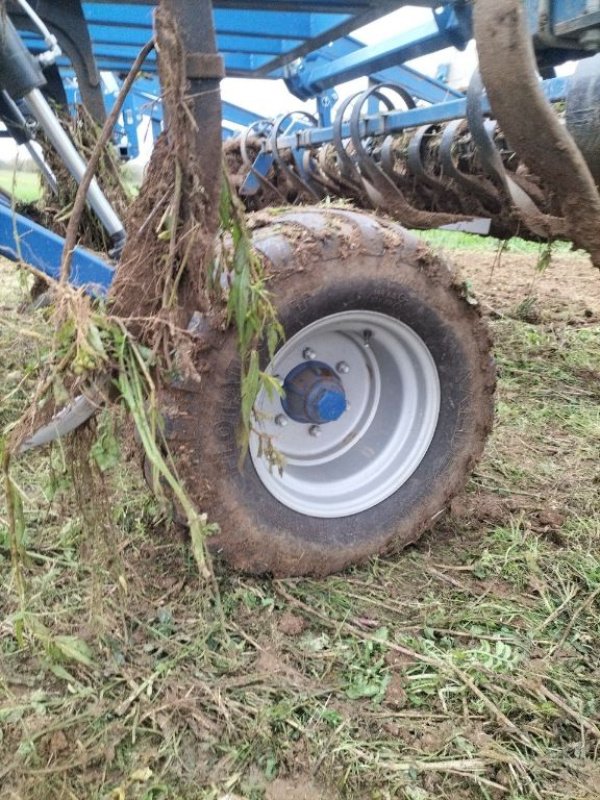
<box><xmin>281</xmin><ymin>361</ymin><xmax>347</xmax><ymax>424</ymax></box>
<box><xmin>250</xmin><ymin>310</ymin><xmax>441</xmax><ymax>518</ymax></box>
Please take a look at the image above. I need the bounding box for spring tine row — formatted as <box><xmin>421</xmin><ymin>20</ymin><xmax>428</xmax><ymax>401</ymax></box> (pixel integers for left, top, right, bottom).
<box><xmin>227</xmin><ymin>84</ymin><xmax>570</xmax><ymax>240</ymax></box>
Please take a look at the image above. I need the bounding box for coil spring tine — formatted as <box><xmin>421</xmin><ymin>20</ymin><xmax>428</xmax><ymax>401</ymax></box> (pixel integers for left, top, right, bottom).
<box><xmin>409</xmin><ymin>124</ymin><xmax>465</xmax><ymax>212</ymax></box>
<box><xmin>300</xmin><ymin>148</ymin><xmax>337</xmax><ymax>195</ymax></box>
<box><xmin>379</xmin><ymin>135</ymin><xmax>396</xmax><ymax>179</ymax></box>
<box><xmin>349</xmin><ymin>83</ymin><xmax>468</xmax><ymax>228</ymax></box>
<box><xmin>376</xmin><ymin>84</ymin><xmax>415</xmax><ymax>181</ymax></box>
<box><xmin>332</xmin><ymin>91</ymin><xmax>365</xmax><ymax>185</ymax></box>
<box><xmin>352</xmin><ymin>87</ymin><xmax>395</xmax><ymax>178</ymax></box>
<box><xmin>466</xmin><ymin>69</ymin><xmax>564</xmax><ymax>237</ymax></box>
<box><xmin>290</xmin><ymin>141</ymin><xmax>327</xmax><ymax>198</ymax></box>
<box><xmin>480</xmin><ymin>120</ymin><xmax>546</xmax><ymax>207</ymax></box>
<box><xmin>369</xmin><ymin>86</ymin><xmax>415</xmax><ymax>186</ymax></box>
<box><xmin>270</xmin><ymin>111</ymin><xmax>323</xmax><ymax>202</ymax></box>
<box><xmin>405</xmin><ymin>124</ymin><xmax>462</xmax><ymax>212</ymax></box>
<box><xmin>439</xmin><ymin>118</ymin><xmax>501</xmax><ymax>212</ymax></box>
<box><xmin>316</xmin><ymin>142</ymin><xmax>363</xmax><ymax>200</ymax></box>
<box><xmin>240</xmin><ymin>119</ymin><xmax>287</xmax><ymax>202</ymax></box>
<box><xmin>407</xmin><ymin>124</ymin><xmax>446</xmax><ymax>190</ymax></box>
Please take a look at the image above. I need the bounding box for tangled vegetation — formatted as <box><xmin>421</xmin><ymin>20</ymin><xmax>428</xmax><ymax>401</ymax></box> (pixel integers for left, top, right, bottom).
<box><xmin>1</xmin><ymin>235</ymin><xmax>599</xmax><ymax>799</ymax></box>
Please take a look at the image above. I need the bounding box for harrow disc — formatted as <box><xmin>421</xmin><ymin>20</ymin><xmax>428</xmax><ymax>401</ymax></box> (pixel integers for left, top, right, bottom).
<box><xmin>163</xmin><ymin>208</ymin><xmax>495</xmax><ymax>576</ymax></box>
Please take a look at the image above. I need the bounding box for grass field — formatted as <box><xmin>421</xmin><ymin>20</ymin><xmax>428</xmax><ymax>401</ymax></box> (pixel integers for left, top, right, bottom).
<box><xmin>1</xmin><ymin>237</ymin><xmax>599</xmax><ymax>800</ymax></box>
<box><xmin>0</xmin><ymin>167</ymin><xmax>137</xmax><ymax>205</ymax></box>
<box><xmin>0</xmin><ymin>169</ymin><xmax>43</xmax><ymax>204</ymax></box>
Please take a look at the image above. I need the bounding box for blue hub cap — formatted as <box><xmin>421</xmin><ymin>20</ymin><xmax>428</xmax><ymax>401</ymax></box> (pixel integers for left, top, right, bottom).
<box><xmin>281</xmin><ymin>361</ymin><xmax>347</xmax><ymax>424</ymax></box>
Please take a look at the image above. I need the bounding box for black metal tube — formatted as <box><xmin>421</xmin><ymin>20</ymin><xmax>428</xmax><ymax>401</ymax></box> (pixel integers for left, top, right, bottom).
<box><xmin>0</xmin><ymin>14</ymin><xmax>46</xmax><ymax>99</ymax></box>
<box><xmin>160</xmin><ymin>0</ymin><xmax>223</xmax><ymax>226</ymax></box>
<box><xmin>0</xmin><ymin>89</ymin><xmax>30</xmax><ymax>144</ymax></box>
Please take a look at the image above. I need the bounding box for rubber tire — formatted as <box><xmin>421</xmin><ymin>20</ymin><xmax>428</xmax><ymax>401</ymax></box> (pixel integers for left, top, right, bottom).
<box><xmin>163</xmin><ymin>208</ymin><xmax>495</xmax><ymax>576</ymax></box>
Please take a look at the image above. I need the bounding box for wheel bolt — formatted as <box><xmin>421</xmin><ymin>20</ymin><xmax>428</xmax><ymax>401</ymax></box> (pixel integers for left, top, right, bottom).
<box><xmin>303</xmin><ymin>347</ymin><xmax>317</xmax><ymax>360</ymax></box>
<box><xmin>336</xmin><ymin>361</ymin><xmax>350</xmax><ymax>374</ymax></box>
<box><xmin>275</xmin><ymin>414</ymin><xmax>288</xmax><ymax>427</ymax></box>
<box><xmin>309</xmin><ymin>425</ymin><xmax>321</xmax><ymax>437</ymax></box>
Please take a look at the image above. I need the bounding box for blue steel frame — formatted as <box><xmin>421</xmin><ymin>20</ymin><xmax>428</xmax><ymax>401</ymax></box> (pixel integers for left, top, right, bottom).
<box><xmin>63</xmin><ymin>71</ymin><xmax>263</xmax><ymax>157</ymax></box>
<box><xmin>2</xmin><ymin>0</ymin><xmax>600</xmax><ymax>294</ymax></box>
<box><xmin>0</xmin><ymin>202</ymin><xmax>114</xmax><ymax>295</ymax></box>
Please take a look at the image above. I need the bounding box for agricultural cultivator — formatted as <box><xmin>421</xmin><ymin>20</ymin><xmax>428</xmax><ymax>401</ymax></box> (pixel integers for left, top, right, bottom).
<box><xmin>1</xmin><ymin>1</ymin><xmax>599</xmax><ymax>575</ymax></box>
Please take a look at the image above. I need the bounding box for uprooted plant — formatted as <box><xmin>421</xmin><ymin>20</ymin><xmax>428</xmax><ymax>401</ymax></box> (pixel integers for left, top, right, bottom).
<box><xmin>3</xmin><ymin>2</ymin><xmax>283</xmax><ymax>639</ymax></box>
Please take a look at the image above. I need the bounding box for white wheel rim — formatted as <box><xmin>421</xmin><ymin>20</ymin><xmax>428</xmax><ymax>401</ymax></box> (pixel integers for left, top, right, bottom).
<box><xmin>250</xmin><ymin>310</ymin><xmax>441</xmax><ymax>518</ymax></box>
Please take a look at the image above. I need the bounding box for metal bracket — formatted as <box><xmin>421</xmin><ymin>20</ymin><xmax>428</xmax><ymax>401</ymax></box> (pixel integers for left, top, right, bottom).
<box><xmin>8</xmin><ymin>0</ymin><xmax>106</xmax><ymax>123</ymax></box>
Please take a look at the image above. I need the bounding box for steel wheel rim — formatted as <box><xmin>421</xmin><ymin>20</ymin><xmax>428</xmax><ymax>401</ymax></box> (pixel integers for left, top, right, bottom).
<box><xmin>250</xmin><ymin>310</ymin><xmax>441</xmax><ymax>518</ymax></box>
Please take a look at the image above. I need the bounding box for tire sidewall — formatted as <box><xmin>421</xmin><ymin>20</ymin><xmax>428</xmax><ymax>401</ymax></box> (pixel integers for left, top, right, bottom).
<box><xmin>190</xmin><ymin>227</ymin><xmax>493</xmax><ymax>574</ymax></box>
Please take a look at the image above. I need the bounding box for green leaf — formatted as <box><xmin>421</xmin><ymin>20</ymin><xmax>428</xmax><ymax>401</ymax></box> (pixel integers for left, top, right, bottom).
<box><xmin>372</xmin><ymin>626</ymin><xmax>389</xmax><ymax>643</ymax></box>
<box><xmin>52</xmin><ymin>635</ymin><xmax>94</xmax><ymax>666</ymax></box>
<box><xmin>48</xmin><ymin>663</ymin><xmax>79</xmax><ymax>684</ymax></box>
<box><xmin>90</xmin><ymin>414</ymin><xmax>120</xmax><ymax>472</ymax></box>
<box><xmin>536</xmin><ymin>242</ymin><xmax>553</xmax><ymax>272</ymax></box>
<box><xmin>86</xmin><ymin>322</ymin><xmax>107</xmax><ymax>360</ymax></box>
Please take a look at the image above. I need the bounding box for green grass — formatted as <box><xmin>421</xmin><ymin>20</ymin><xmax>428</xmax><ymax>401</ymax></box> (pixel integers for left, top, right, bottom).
<box><xmin>0</xmin><ymin>169</ymin><xmax>43</xmax><ymax>203</ymax></box>
<box><xmin>414</xmin><ymin>228</ymin><xmax>575</xmax><ymax>256</ymax></box>
<box><xmin>0</xmin><ymin>168</ymin><xmax>138</xmax><ymax>206</ymax></box>
<box><xmin>1</xmin><ymin>252</ymin><xmax>599</xmax><ymax>800</ymax></box>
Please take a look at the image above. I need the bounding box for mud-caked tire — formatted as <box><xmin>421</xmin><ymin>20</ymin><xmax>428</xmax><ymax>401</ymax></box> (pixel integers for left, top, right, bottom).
<box><xmin>164</xmin><ymin>208</ymin><xmax>495</xmax><ymax>576</ymax></box>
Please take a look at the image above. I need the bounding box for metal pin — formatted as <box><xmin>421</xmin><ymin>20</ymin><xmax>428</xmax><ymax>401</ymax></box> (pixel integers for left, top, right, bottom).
<box><xmin>309</xmin><ymin>425</ymin><xmax>321</xmax><ymax>437</ymax></box>
<box><xmin>362</xmin><ymin>330</ymin><xmax>372</xmax><ymax>348</ymax></box>
<box><xmin>336</xmin><ymin>361</ymin><xmax>350</xmax><ymax>374</ymax></box>
<box><xmin>303</xmin><ymin>347</ymin><xmax>317</xmax><ymax>360</ymax></box>
<box><xmin>275</xmin><ymin>414</ymin><xmax>288</xmax><ymax>427</ymax></box>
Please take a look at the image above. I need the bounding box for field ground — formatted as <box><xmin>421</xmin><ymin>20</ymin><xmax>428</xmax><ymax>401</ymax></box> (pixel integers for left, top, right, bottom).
<box><xmin>1</xmin><ymin>234</ymin><xmax>599</xmax><ymax>800</ymax></box>
<box><xmin>0</xmin><ymin>170</ymin><xmax>42</xmax><ymax>204</ymax></box>
<box><xmin>0</xmin><ymin>167</ymin><xmax>137</xmax><ymax>206</ymax></box>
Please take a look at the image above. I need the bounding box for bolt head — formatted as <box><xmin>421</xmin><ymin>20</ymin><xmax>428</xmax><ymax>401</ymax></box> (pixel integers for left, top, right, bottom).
<box><xmin>336</xmin><ymin>361</ymin><xmax>350</xmax><ymax>374</ymax></box>
<box><xmin>275</xmin><ymin>414</ymin><xmax>288</xmax><ymax>427</ymax></box>
<box><xmin>302</xmin><ymin>347</ymin><xmax>316</xmax><ymax>360</ymax></box>
<box><xmin>308</xmin><ymin>424</ymin><xmax>322</xmax><ymax>437</ymax></box>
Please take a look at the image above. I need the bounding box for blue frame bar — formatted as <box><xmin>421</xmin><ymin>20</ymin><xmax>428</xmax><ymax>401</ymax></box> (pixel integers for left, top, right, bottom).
<box><xmin>272</xmin><ymin>76</ymin><xmax>570</xmax><ymax>149</ymax></box>
<box><xmin>287</xmin><ymin>34</ymin><xmax>464</xmax><ymax>104</ymax></box>
<box><xmin>286</xmin><ymin>19</ymin><xmax>465</xmax><ymax>94</ymax></box>
<box><xmin>0</xmin><ymin>203</ymin><xmax>114</xmax><ymax>295</ymax></box>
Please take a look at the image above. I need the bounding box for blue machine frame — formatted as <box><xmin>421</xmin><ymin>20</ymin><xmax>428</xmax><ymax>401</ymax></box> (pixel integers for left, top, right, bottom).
<box><xmin>2</xmin><ymin>0</ymin><xmax>600</xmax><ymax>291</ymax></box>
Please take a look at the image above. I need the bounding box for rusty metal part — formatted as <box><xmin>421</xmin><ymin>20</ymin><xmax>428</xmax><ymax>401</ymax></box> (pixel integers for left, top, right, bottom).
<box><xmin>474</xmin><ymin>0</ymin><xmax>600</xmax><ymax>266</ymax></box>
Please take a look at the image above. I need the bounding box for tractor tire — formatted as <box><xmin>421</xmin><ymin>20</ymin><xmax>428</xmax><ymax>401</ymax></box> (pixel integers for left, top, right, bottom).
<box><xmin>164</xmin><ymin>208</ymin><xmax>495</xmax><ymax>576</ymax></box>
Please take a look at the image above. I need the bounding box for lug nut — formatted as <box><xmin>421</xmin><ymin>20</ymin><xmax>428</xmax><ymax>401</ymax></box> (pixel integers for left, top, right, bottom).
<box><xmin>275</xmin><ymin>414</ymin><xmax>288</xmax><ymax>427</ymax></box>
<box><xmin>309</xmin><ymin>425</ymin><xmax>322</xmax><ymax>437</ymax></box>
<box><xmin>336</xmin><ymin>361</ymin><xmax>350</xmax><ymax>374</ymax></box>
<box><xmin>302</xmin><ymin>347</ymin><xmax>316</xmax><ymax>360</ymax></box>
